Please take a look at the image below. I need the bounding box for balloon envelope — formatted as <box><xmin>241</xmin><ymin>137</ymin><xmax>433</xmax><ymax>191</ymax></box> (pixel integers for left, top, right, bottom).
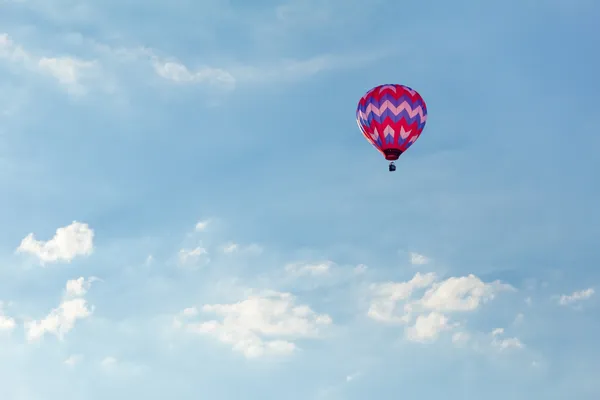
<box><xmin>356</xmin><ymin>84</ymin><xmax>427</xmax><ymax>160</ymax></box>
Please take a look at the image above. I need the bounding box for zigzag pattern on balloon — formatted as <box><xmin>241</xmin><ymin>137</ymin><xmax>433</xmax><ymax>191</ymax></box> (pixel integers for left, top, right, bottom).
<box><xmin>357</xmin><ymin>93</ymin><xmax>422</xmax><ymax>109</ymax></box>
<box><xmin>356</xmin><ymin>103</ymin><xmax>427</xmax><ymax>132</ymax></box>
<box><xmin>359</xmin><ymin>101</ymin><xmax>427</xmax><ymax>122</ymax></box>
<box><xmin>360</xmin><ymin>111</ymin><xmax>425</xmax><ymax>131</ymax></box>
<box><xmin>356</xmin><ymin>83</ymin><xmax>428</xmax><ymax>153</ymax></box>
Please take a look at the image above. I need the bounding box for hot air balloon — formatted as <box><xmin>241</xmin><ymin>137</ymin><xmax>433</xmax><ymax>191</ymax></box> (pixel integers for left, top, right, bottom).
<box><xmin>356</xmin><ymin>84</ymin><xmax>428</xmax><ymax>171</ymax></box>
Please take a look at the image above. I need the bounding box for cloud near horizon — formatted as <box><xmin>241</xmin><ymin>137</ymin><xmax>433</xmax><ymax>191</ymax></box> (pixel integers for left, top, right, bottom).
<box><xmin>7</xmin><ymin>219</ymin><xmax>533</xmax><ymax>358</ymax></box>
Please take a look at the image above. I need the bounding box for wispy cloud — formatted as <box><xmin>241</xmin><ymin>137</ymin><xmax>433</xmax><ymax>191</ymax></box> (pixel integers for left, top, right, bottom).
<box><xmin>558</xmin><ymin>288</ymin><xmax>594</xmax><ymax>306</ymax></box>
<box><xmin>150</xmin><ymin>50</ymin><xmax>385</xmax><ymax>90</ymax></box>
<box><xmin>0</xmin><ymin>33</ymin><xmax>100</xmax><ymax>94</ymax></box>
<box><xmin>285</xmin><ymin>261</ymin><xmax>333</xmax><ymax>277</ymax></box>
<box><xmin>178</xmin><ymin>246</ymin><xmax>210</xmax><ymax>268</ymax></box>
<box><xmin>152</xmin><ymin>59</ymin><xmax>235</xmax><ymax>89</ymax></box>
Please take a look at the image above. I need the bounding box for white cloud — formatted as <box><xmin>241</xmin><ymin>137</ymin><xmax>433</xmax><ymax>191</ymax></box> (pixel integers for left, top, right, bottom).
<box><xmin>495</xmin><ymin>338</ymin><xmax>523</xmax><ymax>349</ymax></box>
<box><xmin>0</xmin><ymin>33</ymin><xmax>27</xmax><ymax>62</ymax></box>
<box><xmin>368</xmin><ymin>272</ymin><xmax>513</xmax><ymax>342</ymax></box>
<box><xmin>0</xmin><ymin>301</ymin><xmax>15</xmax><ymax>332</ymax></box>
<box><xmin>153</xmin><ymin>60</ymin><xmax>235</xmax><ymax>90</ymax></box>
<box><xmin>0</xmin><ymin>33</ymin><xmax>99</xmax><ymax>94</ymax></box>
<box><xmin>367</xmin><ymin>272</ymin><xmax>437</xmax><ymax>323</ymax></box>
<box><xmin>418</xmin><ymin>274</ymin><xmax>513</xmax><ymax>313</ymax></box>
<box><xmin>491</xmin><ymin>327</ymin><xmax>504</xmax><ymax>336</ymax></box>
<box><xmin>558</xmin><ymin>288</ymin><xmax>594</xmax><ymax>306</ymax></box>
<box><xmin>195</xmin><ymin>219</ymin><xmax>210</xmax><ymax>231</ymax></box>
<box><xmin>490</xmin><ymin>328</ymin><xmax>524</xmax><ymax>350</ymax></box>
<box><xmin>222</xmin><ymin>242</ymin><xmax>238</xmax><ymax>253</ymax></box>
<box><xmin>409</xmin><ymin>252</ymin><xmax>429</xmax><ymax>265</ymax></box>
<box><xmin>25</xmin><ymin>277</ymin><xmax>95</xmax><ymax>341</ymax></box>
<box><xmin>405</xmin><ymin>312</ymin><xmax>451</xmax><ymax>342</ymax></box>
<box><xmin>150</xmin><ymin>50</ymin><xmax>383</xmax><ymax>89</ymax></box>
<box><xmin>65</xmin><ymin>276</ymin><xmax>98</xmax><ymax>297</ymax></box>
<box><xmin>178</xmin><ymin>246</ymin><xmax>209</xmax><ymax>266</ymax></box>
<box><xmin>2</xmin><ymin>31</ymin><xmax>383</xmax><ymax>98</ymax></box>
<box><xmin>177</xmin><ymin>290</ymin><xmax>332</xmax><ymax>358</ymax></box>
<box><xmin>285</xmin><ymin>261</ymin><xmax>332</xmax><ymax>277</ymax></box>
<box><xmin>16</xmin><ymin>221</ymin><xmax>94</xmax><ymax>264</ymax></box>
<box><xmin>38</xmin><ymin>57</ymin><xmax>97</xmax><ymax>87</ymax></box>
<box><xmin>0</xmin><ymin>314</ymin><xmax>16</xmax><ymax>332</ymax></box>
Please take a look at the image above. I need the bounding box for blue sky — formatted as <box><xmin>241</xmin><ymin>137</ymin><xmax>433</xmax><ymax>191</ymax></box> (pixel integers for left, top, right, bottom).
<box><xmin>1</xmin><ymin>0</ymin><xmax>599</xmax><ymax>398</ymax></box>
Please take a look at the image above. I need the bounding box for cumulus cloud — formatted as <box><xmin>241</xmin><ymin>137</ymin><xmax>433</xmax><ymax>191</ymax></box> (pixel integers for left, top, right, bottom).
<box><xmin>65</xmin><ymin>276</ymin><xmax>99</xmax><ymax>297</ymax></box>
<box><xmin>405</xmin><ymin>312</ymin><xmax>452</xmax><ymax>342</ymax></box>
<box><xmin>367</xmin><ymin>272</ymin><xmax>437</xmax><ymax>323</ymax></box>
<box><xmin>25</xmin><ymin>277</ymin><xmax>95</xmax><ymax>341</ymax></box>
<box><xmin>368</xmin><ymin>272</ymin><xmax>513</xmax><ymax>342</ymax></box>
<box><xmin>16</xmin><ymin>221</ymin><xmax>94</xmax><ymax>264</ymax></box>
<box><xmin>176</xmin><ymin>291</ymin><xmax>332</xmax><ymax>358</ymax></box>
<box><xmin>195</xmin><ymin>219</ymin><xmax>210</xmax><ymax>231</ymax></box>
<box><xmin>419</xmin><ymin>274</ymin><xmax>512</xmax><ymax>313</ymax></box>
<box><xmin>0</xmin><ymin>33</ymin><xmax>99</xmax><ymax>94</ymax></box>
<box><xmin>558</xmin><ymin>288</ymin><xmax>594</xmax><ymax>306</ymax></box>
